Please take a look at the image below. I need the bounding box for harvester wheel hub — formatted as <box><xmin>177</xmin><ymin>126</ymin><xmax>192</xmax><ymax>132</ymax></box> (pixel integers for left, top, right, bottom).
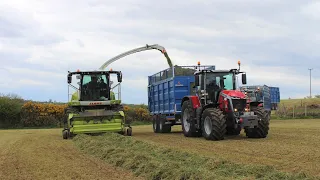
<box><xmin>204</xmin><ymin>116</ymin><xmax>212</xmax><ymax>135</ymax></box>
<box><xmin>182</xmin><ymin>109</ymin><xmax>190</xmax><ymax>132</ymax></box>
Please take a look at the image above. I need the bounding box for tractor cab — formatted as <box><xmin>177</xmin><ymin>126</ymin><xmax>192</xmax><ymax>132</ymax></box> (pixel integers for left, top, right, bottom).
<box><xmin>193</xmin><ymin>61</ymin><xmax>247</xmax><ymax>106</ymax></box>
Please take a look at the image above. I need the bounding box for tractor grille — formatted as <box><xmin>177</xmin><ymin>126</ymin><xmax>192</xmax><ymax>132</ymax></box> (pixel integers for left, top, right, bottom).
<box><xmin>232</xmin><ymin>99</ymin><xmax>247</xmax><ymax>111</ymax></box>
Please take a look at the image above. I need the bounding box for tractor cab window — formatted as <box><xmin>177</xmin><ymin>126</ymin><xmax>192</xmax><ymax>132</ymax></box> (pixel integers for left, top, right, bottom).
<box><xmin>81</xmin><ymin>74</ymin><xmax>109</xmax><ymax>101</ymax></box>
<box><xmin>205</xmin><ymin>72</ymin><xmax>235</xmax><ymax>103</ymax></box>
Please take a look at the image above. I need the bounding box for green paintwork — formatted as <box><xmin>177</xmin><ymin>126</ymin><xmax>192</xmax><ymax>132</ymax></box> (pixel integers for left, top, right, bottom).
<box><xmin>67</xmin><ymin>110</ymin><xmax>125</xmax><ymax>134</ymax></box>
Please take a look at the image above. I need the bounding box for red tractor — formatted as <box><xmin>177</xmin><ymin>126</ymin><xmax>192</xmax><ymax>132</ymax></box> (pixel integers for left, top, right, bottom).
<box><xmin>180</xmin><ymin>61</ymin><xmax>270</xmax><ymax>140</ymax></box>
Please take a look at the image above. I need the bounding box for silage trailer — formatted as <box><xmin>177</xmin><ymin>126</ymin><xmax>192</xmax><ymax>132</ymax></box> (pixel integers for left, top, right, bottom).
<box><xmin>148</xmin><ymin>65</ymin><xmax>213</xmax><ymax>133</ymax></box>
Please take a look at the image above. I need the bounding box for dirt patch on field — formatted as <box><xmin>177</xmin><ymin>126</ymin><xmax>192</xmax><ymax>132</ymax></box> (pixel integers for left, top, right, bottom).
<box><xmin>0</xmin><ymin>129</ymin><xmax>142</xmax><ymax>180</ymax></box>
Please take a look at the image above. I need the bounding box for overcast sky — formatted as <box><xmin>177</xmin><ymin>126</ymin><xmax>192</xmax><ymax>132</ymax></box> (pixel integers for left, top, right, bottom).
<box><xmin>1</xmin><ymin>0</ymin><xmax>320</xmax><ymax>104</ymax></box>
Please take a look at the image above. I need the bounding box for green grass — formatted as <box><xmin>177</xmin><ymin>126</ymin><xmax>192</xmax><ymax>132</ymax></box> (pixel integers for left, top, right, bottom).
<box><xmin>280</xmin><ymin>98</ymin><xmax>320</xmax><ymax>108</ymax></box>
<box><xmin>73</xmin><ymin>133</ymin><xmax>313</xmax><ymax>180</ymax></box>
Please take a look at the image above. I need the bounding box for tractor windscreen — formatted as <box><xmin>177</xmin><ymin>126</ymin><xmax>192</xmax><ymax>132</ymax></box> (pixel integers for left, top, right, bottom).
<box><xmin>205</xmin><ymin>72</ymin><xmax>235</xmax><ymax>90</ymax></box>
<box><xmin>80</xmin><ymin>74</ymin><xmax>109</xmax><ymax>101</ymax></box>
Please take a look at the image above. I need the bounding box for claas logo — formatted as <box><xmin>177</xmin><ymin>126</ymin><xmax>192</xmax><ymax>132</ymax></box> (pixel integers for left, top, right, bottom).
<box><xmin>89</xmin><ymin>102</ymin><xmax>102</xmax><ymax>105</ymax></box>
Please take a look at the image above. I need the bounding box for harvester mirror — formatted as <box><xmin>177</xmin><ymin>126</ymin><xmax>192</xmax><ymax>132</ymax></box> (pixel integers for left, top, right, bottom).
<box><xmin>117</xmin><ymin>72</ymin><xmax>122</xmax><ymax>82</ymax></box>
<box><xmin>195</xmin><ymin>75</ymin><xmax>199</xmax><ymax>86</ymax></box>
<box><xmin>68</xmin><ymin>75</ymin><xmax>72</xmax><ymax>83</ymax></box>
<box><xmin>76</xmin><ymin>74</ymin><xmax>81</xmax><ymax>79</ymax></box>
<box><xmin>242</xmin><ymin>73</ymin><xmax>247</xmax><ymax>84</ymax></box>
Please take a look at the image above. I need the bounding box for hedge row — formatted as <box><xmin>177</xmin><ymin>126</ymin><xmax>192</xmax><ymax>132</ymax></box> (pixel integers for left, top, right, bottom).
<box><xmin>0</xmin><ymin>95</ymin><xmax>152</xmax><ymax>128</ymax></box>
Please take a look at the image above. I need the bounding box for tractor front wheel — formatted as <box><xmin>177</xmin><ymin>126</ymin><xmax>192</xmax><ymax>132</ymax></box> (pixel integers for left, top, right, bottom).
<box><xmin>201</xmin><ymin>108</ymin><xmax>226</xmax><ymax>141</ymax></box>
<box><xmin>181</xmin><ymin>100</ymin><xmax>200</xmax><ymax>137</ymax></box>
<box><xmin>245</xmin><ymin>107</ymin><xmax>270</xmax><ymax>138</ymax></box>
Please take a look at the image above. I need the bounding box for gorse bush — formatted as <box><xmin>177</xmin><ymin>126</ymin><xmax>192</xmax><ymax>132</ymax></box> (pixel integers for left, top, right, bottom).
<box><xmin>0</xmin><ymin>94</ymin><xmax>152</xmax><ymax>128</ymax></box>
<box><xmin>20</xmin><ymin>101</ymin><xmax>67</xmax><ymax>127</ymax></box>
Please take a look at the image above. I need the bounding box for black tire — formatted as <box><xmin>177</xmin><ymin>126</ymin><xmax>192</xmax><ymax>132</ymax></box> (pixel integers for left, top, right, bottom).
<box><xmin>245</xmin><ymin>107</ymin><xmax>270</xmax><ymax>138</ymax></box>
<box><xmin>127</xmin><ymin>127</ymin><xmax>132</xmax><ymax>136</ymax></box>
<box><xmin>201</xmin><ymin>108</ymin><xmax>227</xmax><ymax>141</ymax></box>
<box><xmin>62</xmin><ymin>130</ymin><xmax>68</xmax><ymax>139</ymax></box>
<box><xmin>159</xmin><ymin>115</ymin><xmax>171</xmax><ymax>133</ymax></box>
<box><xmin>153</xmin><ymin>115</ymin><xmax>160</xmax><ymax>133</ymax></box>
<box><xmin>226</xmin><ymin>126</ymin><xmax>241</xmax><ymax>136</ymax></box>
<box><xmin>181</xmin><ymin>100</ymin><xmax>200</xmax><ymax>137</ymax></box>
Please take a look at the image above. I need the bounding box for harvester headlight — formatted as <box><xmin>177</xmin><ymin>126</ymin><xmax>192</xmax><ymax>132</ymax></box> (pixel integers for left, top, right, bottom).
<box><xmin>245</xmin><ymin>108</ymin><xmax>249</xmax><ymax>112</ymax></box>
<box><xmin>234</xmin><ymin>108</ymin><xmax>238</xmax><ymax>112</ymax></box>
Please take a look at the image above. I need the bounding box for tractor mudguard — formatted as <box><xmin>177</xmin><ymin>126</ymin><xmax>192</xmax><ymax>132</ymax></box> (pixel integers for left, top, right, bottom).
<box><xmin>181</xmin><ymin>96</ymin><xmax>201</xmax><ymax>109</ymax></box>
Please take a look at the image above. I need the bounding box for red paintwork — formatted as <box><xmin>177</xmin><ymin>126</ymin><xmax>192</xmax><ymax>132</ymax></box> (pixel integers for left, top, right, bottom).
<box><xmin>221</xmin><ymin>90</ymin><xmax>246</xmax><ymax>99</ymax></box>
<box><xmin>189</xmin><ymin>96</ymin><xmax>201</xmax><ymax>108</ymax></box>
<box><xmin>218</xmin><ymin>90</ymin><xmax>246</xmax><ymax>112</ymax></box>
<box><xmin>258</xmin><ymin>103</ymin><xmax>263</xmax><ymax>107</ymax></box>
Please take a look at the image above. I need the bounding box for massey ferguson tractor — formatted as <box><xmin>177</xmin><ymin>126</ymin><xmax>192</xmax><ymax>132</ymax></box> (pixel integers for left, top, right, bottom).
<box><xmin>180</xmin><ymin>61</ymin><xmax>270</xmax><ymax>140</ymax></box>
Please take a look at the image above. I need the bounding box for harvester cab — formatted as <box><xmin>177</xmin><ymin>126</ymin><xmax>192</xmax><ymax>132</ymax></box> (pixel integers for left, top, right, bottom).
<box><xmin>181</xmin><ymin>61</ymin><xmax>270</xmax><ymax>140</ymax></box>
<box><xmin>62</xmin><ymin>69</ymin><xmax>132</xmax><ymax>139</ymax></box>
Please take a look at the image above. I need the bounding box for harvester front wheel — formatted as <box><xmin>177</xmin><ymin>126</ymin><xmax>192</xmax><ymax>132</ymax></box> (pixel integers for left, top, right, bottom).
<box><xmin>245</xmin><ymin>107</ymin><xmax>270</xmax><ymax>138</ymax></box>
<box><xmin>62</xmin><ymin>130</ymin><xmax>69</xmax><ymax>139</ymax></box>
<box><xmin>201</xmin><ymin>108</ymin><xmax>226</xmax><ymax>141</ymax></box>
<box><xmin>127</xmin><ymin>127</ymin><xmax>132</xmax><ymax>136</ymax></box>
<box><xmin>181</xmin><ymin>100</ymin><xmax>199</xmax><ymax>137</ymax></box>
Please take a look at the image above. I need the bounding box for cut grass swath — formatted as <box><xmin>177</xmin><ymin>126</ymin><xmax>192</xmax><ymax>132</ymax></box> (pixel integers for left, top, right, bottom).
<box><xmin>73</xmin><ymin>133</ymin><xmax>313</xmax><ymax>180</ymax></box>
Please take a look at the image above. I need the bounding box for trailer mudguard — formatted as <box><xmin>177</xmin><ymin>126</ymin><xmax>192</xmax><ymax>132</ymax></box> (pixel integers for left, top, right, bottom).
<box><xmin>181</xmin><ymin>96</ymin><xmax>201</xmax><ymax>109</ymax></box>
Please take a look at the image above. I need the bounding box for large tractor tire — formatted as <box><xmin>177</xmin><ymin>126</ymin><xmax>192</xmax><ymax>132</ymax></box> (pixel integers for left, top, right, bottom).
<box><xmin>159</xmin><ymin>115</ymin><xmax>171</xmax><ymax>133</ymax></box>
<box><xmin>201</xmin><ymin>108</ymin><xmax>227</xmax><ymax>141</ymax></box>
<box><xmin>245</xmin><ymin>106</ymin><xmax>270</xmax><ymax>138</ymax></box>
<box><xmin>153</xmin><ymin>115</ymin><xmax>160</xmax><ymax>133</ymax></box>
<box><xmin>181</xmin><ymin>100</ymin><xmax>201</xmax><ymax>137</ymax></box>
<box><xmin>226</xmin><ymin>125</ymin><xmax>241</xmax><ymax>136</ymax></box>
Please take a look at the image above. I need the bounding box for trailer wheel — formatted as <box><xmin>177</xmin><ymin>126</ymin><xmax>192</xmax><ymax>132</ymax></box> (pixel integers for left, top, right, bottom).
<box><xmin>181</xmin><ymin>100</ymin><xmax>198</xmax><ymax>137</ymax></box>
<box><xmin>201</xmin><ymin>108</ymin><xmax>226</xmax><ymax>141</ymax></box>
<box><xmin>153</xmin><ymin>115</ymin><xmax>160</xmax><ymax>133</ymax></box>
<box><xmin>159</xmin><ymin>115</ymin><xmax>171</xmax><ymax>133</ymax></box>
<box><xmin>245</xmin><ymin>107</ymin><xmax>270</xmax><ymax>138</ymax></box>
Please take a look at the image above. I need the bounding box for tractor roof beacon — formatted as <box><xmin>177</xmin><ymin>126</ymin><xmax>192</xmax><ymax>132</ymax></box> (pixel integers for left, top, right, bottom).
<box><xmin>180</xmin><ymin>61</ymin><xmax>270</xmax><ymax>141</ymax></box>
<box><xmin>62</xmin><ymin>69</ymin><xmax>132</xmax><ymax>139</ymax></box>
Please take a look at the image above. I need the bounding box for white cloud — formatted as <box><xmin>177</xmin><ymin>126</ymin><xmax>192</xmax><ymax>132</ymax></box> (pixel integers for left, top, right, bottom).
<box><xmin>0</xmin><ymin>0</ymin><xmax>320</xmax><ymax>102</ymax></box>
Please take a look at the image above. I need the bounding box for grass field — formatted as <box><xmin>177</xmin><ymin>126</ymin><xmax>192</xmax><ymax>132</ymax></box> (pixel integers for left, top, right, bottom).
<box><xmin>1</xmin><ymin>119</ymin><xmax>320</xmax><ymax>179</ymax></box>
<box><xmin>279</xmin><ymin>98</ymin><xmax>320</xmax><ymax>107</ymax></box>
<box><xmin>0</xmin><ymin>128</ymin><xmax>142</xmax><ymax>180</ymax></box>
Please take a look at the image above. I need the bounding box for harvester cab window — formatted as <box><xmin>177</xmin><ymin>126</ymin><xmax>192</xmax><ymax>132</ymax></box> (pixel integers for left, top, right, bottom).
<box><xmin>81</xmin><ymin>74</ymin><xmax>109</xmax><ymax>101</ymax></box>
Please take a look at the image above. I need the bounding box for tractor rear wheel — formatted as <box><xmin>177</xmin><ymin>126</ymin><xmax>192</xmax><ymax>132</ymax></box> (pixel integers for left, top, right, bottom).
<box><xmin>181</xmin><ymin>100</ymin><xmax>200</xmax><ymax>137</ymax></box>
<box><xmin>245</xmin><ymin>107</ymin><xmax>270</xmax><ymax>138</ymax></box>
<box><xmin>201</xmin><ymin>108</ymin><xmax>227</xmax><ymax>141</ymax></box>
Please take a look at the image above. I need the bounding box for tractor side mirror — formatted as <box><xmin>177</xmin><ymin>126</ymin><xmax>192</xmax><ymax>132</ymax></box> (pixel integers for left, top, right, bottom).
<box><xmin>242</xmin><ymin>73</ymin><xmax>247</xmax><ymax>84</ymax></box>
<box><xmin>68</xmin><ymin>75</ymin><xmax>72</xmax><ymax>83</ymax></box>
<box><xmin>76</xmin><ymin>75</ymin><xmax>81</xmax><ymax>79</ymax></box>
<box><xmin>117</xmin><ymin>72</ymin><xmax>122</xmax><ymax>82</ymax></box>
<box><xmin>195</xmin><ymin>75</ymin><xmax>199</xmax><ymax>86</ymax></box>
